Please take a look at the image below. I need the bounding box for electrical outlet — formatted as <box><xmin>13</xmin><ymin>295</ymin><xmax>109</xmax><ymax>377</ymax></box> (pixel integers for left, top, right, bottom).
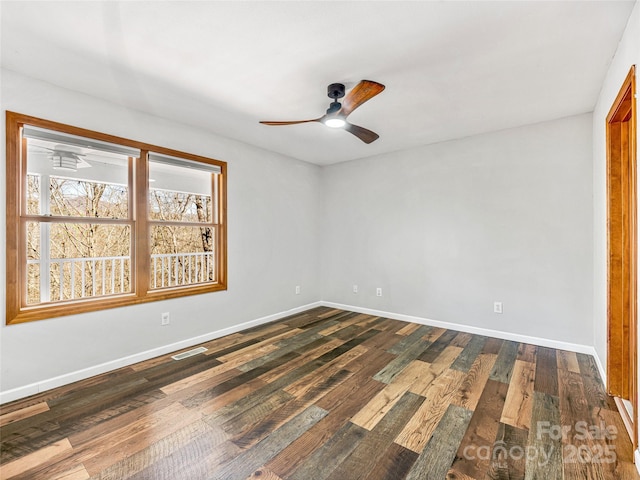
<box><xmin>353</xmin><ymin>284</ymin><xmax>358</xmax><ymax>294</ymax></box>
<box><xmin>295</xmin><ymin>285</ymin><xmax>301</xmax><ymax>295</ymax></box>
<box><xmin>161</xmin><ymin>312</ymin><xmax>170</xmax><ymax>326</ymax></box>
<box><xmin>376</xmin><ymin>287</ymin><xmax>383</xmax><ymax>297</ymax></box>
<box><xmin>493</xmin><ymin>302</ymin><xmax>503</xmax><ymax>314</ymax></box>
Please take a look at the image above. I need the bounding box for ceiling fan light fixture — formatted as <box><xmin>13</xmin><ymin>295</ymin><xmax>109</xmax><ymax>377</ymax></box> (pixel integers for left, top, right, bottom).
<box><xmin>324</xmin><ymin>117</ymin><xmax>346</xmax><ymax>128</ymax></box>
<box><xmin>51</xmin><ymin>153</ymin><xmax>78</xmax><ymax>171</ymax></box>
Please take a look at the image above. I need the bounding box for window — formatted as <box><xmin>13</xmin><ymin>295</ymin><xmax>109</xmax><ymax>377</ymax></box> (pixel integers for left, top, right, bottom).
<box><xmin>6</xmin><ymin>112</ymin><xmax>227</xmax><ymax>324</ymax></box>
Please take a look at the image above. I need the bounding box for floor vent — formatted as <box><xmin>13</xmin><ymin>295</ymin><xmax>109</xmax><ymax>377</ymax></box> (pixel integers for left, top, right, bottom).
<box><xmin>171</xmin><ymin>347</ymin><xmax>208</xmax><ymax>360</ymax></box>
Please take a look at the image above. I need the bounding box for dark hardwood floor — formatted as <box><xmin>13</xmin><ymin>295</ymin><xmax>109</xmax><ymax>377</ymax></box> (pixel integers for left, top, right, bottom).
<box><xmin>0</xmin><ymin>307</ymin><xmax>637</xmax><ymax>479</ymax></box>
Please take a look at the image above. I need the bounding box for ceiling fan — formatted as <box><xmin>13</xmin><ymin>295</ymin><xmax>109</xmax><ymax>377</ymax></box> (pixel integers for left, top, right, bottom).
<box><xmin>260</xmin><ymin>80</ymin><xmax>385</xmax><ymax>144</ymax></box>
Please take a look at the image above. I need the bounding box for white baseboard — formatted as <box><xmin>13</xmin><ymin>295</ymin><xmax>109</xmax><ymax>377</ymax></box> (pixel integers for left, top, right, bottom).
<box><xmin>0</xmin><ymin>301</ymin><xmax>322</xmax><ymax>405</ymax></box>
<box><xmin>590</xmin><ymin>347</ymin><xmax>607</xmax><ymax>385</ymax></box>
<box><xmin>320</xmin><ymin>301</ymin><xmax>605</xmax><ymax>368</ymax></box>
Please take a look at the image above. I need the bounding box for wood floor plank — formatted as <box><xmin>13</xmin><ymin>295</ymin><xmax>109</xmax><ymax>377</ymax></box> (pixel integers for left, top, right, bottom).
<box><xmin>557</xmin><ymin>350</ymin><xmax>581</xmax><ymax>373</ymax></box>
<box><xmin>83</xmin><ymin>420</ymin><xmax>224</xmax><ymax>480</ymax></box>
<box><xmin>220</xmin><ymin>389</ymin><xmax>294</xmax><ymax>436</ymax></box>
<box><xmin>590</xmin><ymin>406</ymin><xmax>635</xmax><ymax>479</ymax></box>
<box><xmin>372</xmin><ymin>339</ymin><xmax>433</xmax><ymax>384</ymax></box>
<box><xmin>417</xmin><ymin>329</ymin><xmax>459</xmax><ymax>363</ymax></box>
<box><xmin>232</xmin><ymin>368</ymin><xmax>353</xmax><ymax>450</ymax></box>
<box><xmin>215</xmin><ymin>340</ymin><xmax>282</xmax><ymax>364</ymax></box>
<box><xmin>576</xmin><ymin>353</ymin><xmax>617</xmax><ymax>411</ymax></box>
<box><xmin>524</xmin><ymin>392</ymin><xmax>563</xmax><ymax>480</ymax></box>
<box><xmin>517</xmin><ymin>343</ymin><xmax>538</xmax><ymax>363</ymax></box>
<box><xmin>451</xmin><ymin>335</ymin><xmax>487</xmax><ymax>373</ymax></box>
<box><xmin>282</xmin><ymin>311</ymin><xmax>333</xmax><ymax>329</ymax></box>
<box><xmin>50</xmin><ymin>465</ymin><xmax>91</xmax><ymax>480</ymax></box>
<box><xmin>317</xmin><ymin>315</ymin><xmax>364</xmax><ymax>336</ymax></box>
<box><xmin>287</xmin><ymin>421</ymin><xmax>367</xmax><ymax>480</ymax></box>
<box><xmin>450</xmin><ymin>379</ymin><xmax>509</xmax><ymax>478</ymax></box>
<box><xmin>325</xmin><ymin>392</ymin><xmax>425</xmax><ymax>480</ymax></box>
<box><xmin>198</xmin><ymin>376</ymin><xmax>269</xmax><ymax>416</ymax></box>
<box><xmin>444</xmin><ymin>470</ymin><xmax>476</xmax><ymax>480</ymax></box>
<box><xmin>284</xmin><ymin>345</ymin><xmax>366</xmax><ymax>398</ymax></box>
<box><xmin>230</xmin><ymin>396</ymin><xmax>306</xmax><ymax>450</ymax></box>
<box><xmin>8</xmin><ymin>462</ymin><xmax>92</xmax><ymax>480</ymax></box>
<box><xmin>71</xmin><ymin>402</ymin><xmax>203</xmax><ymax>476</ymax></box>
<box><xmin>315</xmin><ymin>307</ymin><xmax>344</xmax><ymax>319</ymax></box>
<box><xmin>500</xmin><ymin>359</ymin><xmax>536</xmax><ymax>430</ymax></box>
<box><xmin>127</xmin><ymin>435</ymin><xmax>240</xmax><ymax>480</ymax></box>
<box><xmin>489</xmin><ymin>340</ymin><xmax>519</xmax><ymax>384</ymax></box>
<box><xmin>387</xmin><ymin>325</ymin><xmax>433</xmax><ymax>355</ymax></box>
<box><xmin>485</xmin><ymin>422</ymin><xmax>528</xmax><ymax>480</ymax></box>
<box><xmin>268</xmin><ymin>371</ymin><xmax>388</xmax><ymax>477</ymax></box>
<box><xmin>450</xmin><ymin>332</ymin><xmax>473</xmax><ymax>348</ymax></box>
<box><xmin>235</xmin><ymin>332</ymin><xmax>322</xmax><ymax>373</ymax></box>
<box><xmin>0</xmin><ymin>438</ymin><xmax>74</xmax><ymax>479</ymax></box>
<box><xmin>258</xmin><ymin>337</ymin><xmax>344</xmax><ymax>383</ymax></box>
<box><xmin>159</xmin><ymin>362</ymin><xmax>244</xmax><ymax>397</ymax></box>
<box><xmin>409</xmin><ymin>346</ymin><xmax>464</xmax><ymax>396</ymax></box>
<box><xmin>451</xmin><ymin>353</ymin><xmax>498</xmax><ymax>411</ymax></box>
<box><xmin>365</xmin><ymin>442</ymin><xmax>418</xmax><ymax>480</ymax></box>
<box><xmin>350</xmin><ymin>376</ymin><xmax>414</xmax><ymax>431</ymax></box>
<box><xmin>534</xmin><ymin>346</ymin><xmax>559</xmax><ymax>397</ymax></box>
<box><xmin>404</xmin><ymin>404</ymin><xmax>474</xmax><ymax>480</ymax></box>
<box><xmin>359</xmin><ymin>329</ymin><xmax>403</xmax><ymax>351</ymax></box>
<box><xmin>245</xmin><ymin>469</ymin><xmax>283</xmax><ymax>480</ymax></box>
<box><xmin>2</xmin><ymin>376</ymin><xmax>149</xmax><ymax>442</ymax></box>
<box><xmin>482</xmin><ymin>337</ymin><xmax>505</xmax><ymax>355</ymax></box>
<box><xmin>558</xmin><ymin>368</ymin><xmax>606</xmax><ymax>479</ymax></box>
<box><xmin>395</xmin><ymin>368</ymin><xmax>466</xmax><ymax>453</ymax></box>
<box><xmin>0</xmin><ymin>402</ymin><xmax>50</xmax><ymax>428</ymax></box>
<box><xmin>212</xmin><ymin>405</ymin><xmax>328</xmax><ymax>480</ymax></box>
<box><xmin>422</xmin><ymin>326</ymin><xmax>447</xmax><ymax>343</ymax></box>
<box><xmin>396</xmin><ymin>322</ymin><xmax>421</xmax><ymax>336</ymax></box>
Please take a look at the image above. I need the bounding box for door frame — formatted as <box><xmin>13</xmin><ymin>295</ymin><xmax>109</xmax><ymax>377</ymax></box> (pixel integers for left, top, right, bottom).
<box><xmin>607</xmin><ymin>65</ymin><xmax>637</xmax><ymax>452</ymax></box>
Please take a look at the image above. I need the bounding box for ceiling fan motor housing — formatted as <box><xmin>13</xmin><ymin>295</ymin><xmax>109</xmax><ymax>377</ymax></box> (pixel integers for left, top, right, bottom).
<box><xmin>327</xmin><ymin>83</ymin><xmax>345</xmax><ymax>99</ymax></box>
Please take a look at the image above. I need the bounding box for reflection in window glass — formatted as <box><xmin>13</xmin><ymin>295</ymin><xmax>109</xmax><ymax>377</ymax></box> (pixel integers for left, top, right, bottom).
<box><xmin>26</xmin><ymin>136</ymin><xmax>129</xmax><ymax>218</ymax></box>
<box><xmin>148</xmin><ymin>160</ymin><xmax>213</xmax><ymax>223</ymax></box>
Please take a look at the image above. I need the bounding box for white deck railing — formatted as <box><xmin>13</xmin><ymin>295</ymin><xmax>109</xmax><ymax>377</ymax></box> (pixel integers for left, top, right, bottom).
<box><xmin>28</xmin><ymin>252</ymin><xmax>215</xmax><ymax>302</ymax></box>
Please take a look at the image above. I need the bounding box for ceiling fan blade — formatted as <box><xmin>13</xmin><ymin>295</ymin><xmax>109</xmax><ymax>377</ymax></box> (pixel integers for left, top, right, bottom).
<box><xmin>259</xmin><ymin>118</ymin><xmax>321</xmax><ymax>126</ymax></box>
<box><xmin>340</xmin><ymin>80</ymin><xmax>385</xmax><ymax>117</ymax></box>
<box><xmin>344</xmin><ymin>123</ymin><xmax>380</xmax><ymax>144</ymax></box>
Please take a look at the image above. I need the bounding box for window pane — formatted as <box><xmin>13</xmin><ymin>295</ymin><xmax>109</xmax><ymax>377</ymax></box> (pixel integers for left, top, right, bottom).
<box><xmin>26</xmin><ymin>222</ymin><xmax>40</xmax><ymax>305</ymax></box>
<box><xmin>27</xmin><ymin>174</ymin><xmax>40</xmax><ymax>215</ymax></box>
<box><xmin>149</xmin><ymin>160</ymin><xmax>213</xmax><ymax>223</ymax></box>
<box><xmin>26</xmin><ymin>222</ymin><xmax>132</xmax><ymax>304</ymax></box>
<box><xmin>150</xmin><ymin>225</ymin><xmax>216</xmax><ymax>289</ymax></box>
<box><xmin>26</xmin><ymin>136</ymin><xmax>130</xmax><ymax>218</ymax></box>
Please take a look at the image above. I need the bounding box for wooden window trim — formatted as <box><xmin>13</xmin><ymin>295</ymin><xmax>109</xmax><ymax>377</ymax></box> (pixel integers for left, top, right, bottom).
<box><xmin>5</xmin><ymin>111</ymin><xmax>228</xmax><ymax>325</ymax></box>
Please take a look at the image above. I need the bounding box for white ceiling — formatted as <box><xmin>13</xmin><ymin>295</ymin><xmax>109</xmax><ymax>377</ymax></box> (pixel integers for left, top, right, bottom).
<box><xmin>1</xmin><ymin>1</ymin><xmax>636</xmax><ymax>165</ymax></box>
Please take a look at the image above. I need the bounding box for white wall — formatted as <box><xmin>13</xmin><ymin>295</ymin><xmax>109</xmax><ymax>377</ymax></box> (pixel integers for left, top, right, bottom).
<box><xmin>321</xmin><ymin>114</ymin><xmax>594</xmax><ymax>346</ymax></box>
<box><xmin>0</xmin><ymin>69</ymin><xmax>322</xmax><ymax>396</ymax></box>
<box><xmin>593</xmin><ymin>0</ymin><xmax>640</xmax><ymax>377</ymax></box>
